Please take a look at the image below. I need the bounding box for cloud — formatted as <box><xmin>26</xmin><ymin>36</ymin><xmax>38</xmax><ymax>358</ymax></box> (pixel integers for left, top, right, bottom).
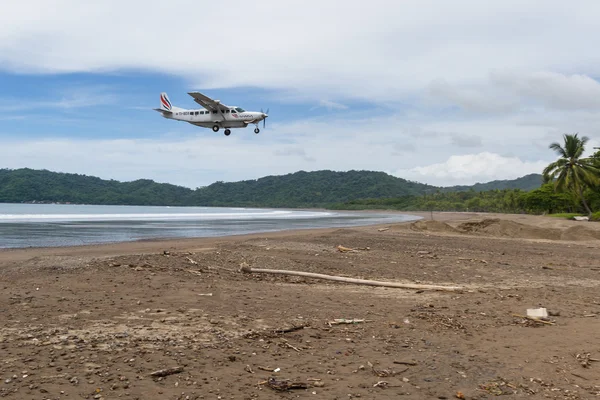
<box><xmin>273</xmin><ymin>146</ymin><xmax>315</xmax><ymax>162</ymax></box>
<box><xmin>2</xmin><ymin>1</ymin><xmax>600</xmax><ymax>103</ymax></box>
<box><xmin>428</xmin><ymin>72</ymin><xmax>600</xmax><ymax>114</ymax></box>
<box><xmin>311</xmin><ymin>100</ymin><xmax>348</xmax><ymax>111</ymax></box>
<box><xmin>491</xmin><ymin>71</ymin><xmax>600</xmax><ymax>111</ymax></box>
<box><xmin>450</xmin><ymin>133</ymin><xmax>483</xmax><ymax>148</ymax></box>
<box><xmin>0</xmin><ymin>85</ymin><xmax>117</xmax><ymax>112</ymax></box>
<box><xmin>395</xmin><ymin>152</ymin><xmax>548</xmax><ymax>186</ymax></box>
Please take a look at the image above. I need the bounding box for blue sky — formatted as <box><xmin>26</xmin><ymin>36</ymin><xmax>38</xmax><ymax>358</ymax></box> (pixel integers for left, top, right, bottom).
<box><xmin>1</xmin><ymin>1</ymin><xmax>600</xmax><ymax>188</ymax></box>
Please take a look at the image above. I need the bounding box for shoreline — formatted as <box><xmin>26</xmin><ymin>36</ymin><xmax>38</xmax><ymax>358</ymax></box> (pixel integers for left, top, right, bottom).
<box><xmin>2</xmin><ymin>210</ymin><xmax>598</xmax><ymax>266</ymax></box>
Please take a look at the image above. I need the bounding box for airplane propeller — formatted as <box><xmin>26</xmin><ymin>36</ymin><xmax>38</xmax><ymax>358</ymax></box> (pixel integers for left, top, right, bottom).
<box><xmin>261</xmin><ymin>108</ymin><xmax>269</xmax><ymax>129</ymax></box>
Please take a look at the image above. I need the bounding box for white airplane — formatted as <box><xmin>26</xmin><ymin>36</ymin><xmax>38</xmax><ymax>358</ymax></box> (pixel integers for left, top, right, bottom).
<box><xmin>154</xmin><ymin>92</ymin><xmax>268</xmax><ymax>136</ymax></box>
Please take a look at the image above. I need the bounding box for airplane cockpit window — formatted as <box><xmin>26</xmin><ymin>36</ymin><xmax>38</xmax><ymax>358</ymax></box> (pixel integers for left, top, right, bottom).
<box><xmin>235</xmin><ymin>107</ymin><xmax>245</xmax><ymax>113</ymax></box>
<box><xmin>226</xmin><ymin>110</ymin><xmax>230</xmax><ymax>113</ymax></box>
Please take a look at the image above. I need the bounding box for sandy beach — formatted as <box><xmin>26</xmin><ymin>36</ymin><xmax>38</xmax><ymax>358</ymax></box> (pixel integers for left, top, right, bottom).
<box><xmin>1</xmin><ymin>212</ymin><xmax>600</xmax><ymax>399</ymax></box>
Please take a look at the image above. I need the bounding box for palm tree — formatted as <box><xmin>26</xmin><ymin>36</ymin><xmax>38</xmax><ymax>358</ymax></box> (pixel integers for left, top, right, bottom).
<box><xmin>543</xmin><ymin>133</ymin><xmax>600</xmax><ymax>217</ymax></box>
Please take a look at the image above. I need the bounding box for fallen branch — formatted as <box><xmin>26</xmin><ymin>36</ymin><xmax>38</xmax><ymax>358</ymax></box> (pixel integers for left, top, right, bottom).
<box><xmin>239</xmin><ymin>265</ymin><xmax>463</xmax><ymax>292</ymax></box>
<box><xmin>274</xmin><ymin>325</ymin><xmax>306</xmax><ymax>334</ymax></box>
<box><xmin>283</xmin><ymin>342</ymin><xmax>301</xmax><ymax>352</ymax></box>
<box><xmin>328</xmin><ymin>318</ymin><xmax>370</xmax><ymax>325</ymax></box>
<box><xmin>337</xmin><ymin>245</ymin><xmax>356</xmax><ymax>252</ymax></box>
<box><xmin>393</xmin><ymin>360</ymin><xmax>418</xmax><ymax>366</ymax></box>
<box><xmin>150</xmin><ymin>366</ymin><xmax>183</xmax><ymax>378</ymax></box>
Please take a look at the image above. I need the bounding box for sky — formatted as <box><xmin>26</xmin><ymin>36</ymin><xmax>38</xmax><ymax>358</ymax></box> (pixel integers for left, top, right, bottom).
<box><xmin>1</xmin><ymin>0</ymin><xmax>600</xmax><ymax>188</ymax></box>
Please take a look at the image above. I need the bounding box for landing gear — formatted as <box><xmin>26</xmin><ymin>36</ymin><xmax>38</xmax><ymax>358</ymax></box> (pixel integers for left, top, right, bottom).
<box><xmin>254</xmin><ymin>128</ymin><xmax>260</xmax><ymax>134</ymax></box>
<box><xmin>212</xmin><ymin>125</ymin><xmax>220</xmax><ymax>132</ymax></box>
<box><xmin>224</xmin><ymin>129</ymin><xmax>231</xmax><ymax>136</ymax></box>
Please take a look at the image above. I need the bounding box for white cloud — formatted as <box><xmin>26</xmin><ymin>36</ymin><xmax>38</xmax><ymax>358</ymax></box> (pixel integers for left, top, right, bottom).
<box><xmin>395</xmin><ymin>152</ymin><xmax>548</xmax><ymax>186</ymax></box>
<box><xmin>491</xmin><ymin>71</ymin><xmax>600</xmax><ymax>110</ymax></box>
<box><xmin>311</xmin><ymin>100</ymin><xmax>348</xmax><ymax>111</ymax></box>
<box><xmin>1</xmin><ymin>1</ymin><xmax>600</xmax><ymax>102</ymax></box>
<box><xmin>0</xmin><ymin>85</ymin><xmax>117</xmax><ymax>111</ymax></box>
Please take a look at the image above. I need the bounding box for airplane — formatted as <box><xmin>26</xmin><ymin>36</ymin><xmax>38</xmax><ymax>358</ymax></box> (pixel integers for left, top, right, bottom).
<box><xmin>153</xmin><ymin>92</ymin><xmax>268</xmax><ymax>136</ymax></box>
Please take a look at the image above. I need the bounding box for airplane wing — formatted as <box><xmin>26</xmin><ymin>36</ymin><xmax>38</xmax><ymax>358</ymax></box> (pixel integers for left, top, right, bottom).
<box><xmin>187</xmin><ymin>92</ymin><xmax>226</xmax><ymax>112</ymax></box>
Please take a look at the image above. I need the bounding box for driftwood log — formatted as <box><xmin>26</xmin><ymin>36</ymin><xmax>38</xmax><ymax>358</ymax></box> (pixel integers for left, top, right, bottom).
<box><xmin>239</xmin><ymin>265</ymin><xmax>463</xmax><ymax>292</ymax></box>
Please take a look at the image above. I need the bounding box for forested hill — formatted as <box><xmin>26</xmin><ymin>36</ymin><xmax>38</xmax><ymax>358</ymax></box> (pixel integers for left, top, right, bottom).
<box><xmin>0</xmin><ymin>168</ymin><xmax>542</xmax><ymax>207</ymax></box>
<box><xmin>0</xmin><ymin>168</ymin><xmax>194</xmax><ymax>206</ymax></box>
<box><xmin>443</xmin><ymin>173</ymin><xmax>543</xmax><ymax>192</ymax></box>
<box><xmin>190</xmin><ymin>170</ymin><xmax>437</xmax><ymax>207</ymax></box>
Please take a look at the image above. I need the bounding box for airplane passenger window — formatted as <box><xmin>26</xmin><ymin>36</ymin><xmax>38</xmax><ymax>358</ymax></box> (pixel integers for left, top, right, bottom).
<box><xmin>212</xmin><ymin>110</ymin><xmax>217</xmax><ymax>114</ymax></box>
<box><xmin>195</xmin><ymin>111</ymin><xmax>199</xmax><ymax>115</ymax></box>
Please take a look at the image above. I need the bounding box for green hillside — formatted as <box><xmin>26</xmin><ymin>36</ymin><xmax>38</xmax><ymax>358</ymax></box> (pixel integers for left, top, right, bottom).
<box><xmin>189</xmin><ymin>170</ymin><xmax>437</xmax><ymax>208</ymax></box>
<box><xmin>443</xmin><ymin>173</ymin><xmax>543</xmax><ymax>192</ymax></box>
<box><xmin>0</xmin><ymin>168</ymin><xmax>193</xmax><ymax>206</ymax></box>
<box><xmin>0</xmin><ymin>168</ymin><xmax>542</xmax><ymax>208</ymax></box>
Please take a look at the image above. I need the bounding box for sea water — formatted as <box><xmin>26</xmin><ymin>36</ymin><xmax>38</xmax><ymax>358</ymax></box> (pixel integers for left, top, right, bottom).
<box><xmin>0</xmin><ymin>203</ymin><xmax>419</xmax><ymax>249</ymax></box>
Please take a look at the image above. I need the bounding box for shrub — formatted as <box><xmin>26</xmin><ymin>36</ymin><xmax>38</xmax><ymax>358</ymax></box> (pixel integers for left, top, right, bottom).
<box><xmin>591</xmin><ymin>211</ymin><xmax>600</xmax><ymax>222</ymax></box>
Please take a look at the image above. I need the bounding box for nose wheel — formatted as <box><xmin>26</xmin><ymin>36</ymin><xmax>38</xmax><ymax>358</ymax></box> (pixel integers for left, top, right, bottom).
<box><xmin>224</xmin><ymin>129</ymin><xmax>231</xmax><ymax>136</ymax></box>
<box><xmin>254</xmin><ymin>128</ymin><xmax>260</xmax><ymax>134</ymax></box>
<box><xmin>212</xmin><ymin>125</ymin><xmax>220</xmax><ymax>132</ymax></box>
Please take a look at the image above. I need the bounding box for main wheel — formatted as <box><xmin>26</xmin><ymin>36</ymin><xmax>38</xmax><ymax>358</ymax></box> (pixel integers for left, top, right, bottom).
<box><xmin>224</xmin><ymin>129</ymin><xmax>231</xmax><ymax>136</ymax></box>
<box><xmin>212</xmin><ymin>125</ymin><xmax>220</xmax><ymax>132</ymax></box>
<box><xmin>254</xmin><ymin>128</ymin><xmax>260</xmax><ymax>134</ymax></box>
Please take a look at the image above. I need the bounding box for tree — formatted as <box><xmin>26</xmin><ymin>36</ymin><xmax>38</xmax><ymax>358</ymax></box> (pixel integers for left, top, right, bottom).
<box><xmin>542</xmin><ymin>134</ymin><xmax>600</xmax><ymax>217</ymax></box>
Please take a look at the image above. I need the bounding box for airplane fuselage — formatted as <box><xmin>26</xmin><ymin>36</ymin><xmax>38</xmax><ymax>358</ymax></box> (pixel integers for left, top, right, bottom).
<box><xmin>162</xmin><ymin>107</ymin><xmax>264</xmax><ymax>129</ymax></box>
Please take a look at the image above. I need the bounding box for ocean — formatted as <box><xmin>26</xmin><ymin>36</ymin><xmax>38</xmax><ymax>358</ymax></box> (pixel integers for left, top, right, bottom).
<box><xmin>0</xmin><ymin>203</ymin><xmax>419</xmax><ymax>249</ymax></box>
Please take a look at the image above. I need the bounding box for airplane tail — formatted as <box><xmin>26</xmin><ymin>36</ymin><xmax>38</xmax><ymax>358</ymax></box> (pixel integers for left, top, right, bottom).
<box><xmin>159</xmin><ymin>92</ymin><xmax>173</xmax><ymax>112</ymax></box>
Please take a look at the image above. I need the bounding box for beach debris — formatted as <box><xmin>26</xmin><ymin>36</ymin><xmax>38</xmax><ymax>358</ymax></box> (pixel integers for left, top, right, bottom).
<box><xmin>239</xmin><ymin>265</ymin><xmax>464</xmax><ymax>292</ymax></box>
<box><xmin>368</xmin><ymin>361</ymin><xmax>407</xmax><ymax>377</ymax></box>
<box><xmin>458</xmin><ymin>257</ymin><xmax>488</xmax><ymax>264</ymax></box>
<box><xmin>186</xmin><ymin>269</ymin><xmax>203</xmax><ymax>276</ymax></box>
<box><xmin>245</xmin><ymin>365</ymin><xmax>254</xmax><ymax>374</ymax></box>
<box><xmin>373</xmin><ymin>381</ymin><xmax>390</xmax><ymax>388</ymax></box>
<box><xmin>575</xmin><ymin>352</ymin><xmax>599</xmax><ymax>368</ymax></box>
<box><xmin>512</xmin><ymin>313</ymin><xmax>555</xmax><ymax>325</ymax></box>
<box><xmin>280</xmin><ymin>339</ymin><xmax>301</xmax><ymax>352</ymax></box>
<box><xmin>197</xmin><ymin>293</ymin><xmax>213</xmax><ymax>296</ymax></box>
<box><xmin>456</xmin><ymin>391</ymin><xmax>465</xmax><ymax>399</ymax></box>
<box><xmin>274</xmin><ymin>324</ymin><xmax>306</xmax><ymax>334</ymax></box>
<box><xmin>257</xmin><ymin>366</ymin><xmax>278</xmax><ymax>372</ymax></box>
<box><xmin>185</xmin><ymin>257</ymin><xmax>198</xmax><ymax>265</ymax></box>
<box><xmin>162</xmin><ymin>250</ymin><xmax>170</xmax><ymax>256</ymax></box>
<box><xmin>479</xmin><ymin>378</ymin><xmax>518</xmax><ymax>395</ymax></box>
<box><xmin>337</xmin><ymin>245</ymin><xmax>356</xmax><ymax>252</ymax></box>
<box><xmin>526</xmin><ymin>308</ymin><xmax>548</xmax><ymax>319</ymax></box>
<box><xmin>266</xmin><ymin>377</ymin><xmax>308</xmax><ymax>391</ymax></box>
<box><xmin>573</xmin><ymin>216</ymin><xmax>589</xmax><ymax>221</ymax></box>
<box><xmin>336</xmin><ymin>245</ymin><xmax>370</xmax><ymax>252</ymax></box>
<box><xmin>393</xmin><ymin>360</ymin><xmax>418</xmax><ymax>366</ymax></box>
<box><xmin>378</xmin><ymin>227</ymin><xmax>390</xmax><ymax>232</ymax></box>
<box><xmin>150</xmin><ymin>366</ymin><xmax>183</xmax><ymax>378</ymax></box>
<box><xmin>328</xmin><ymin>318</ymin><xmax>370</xmax><ymax>326</ymax></box>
